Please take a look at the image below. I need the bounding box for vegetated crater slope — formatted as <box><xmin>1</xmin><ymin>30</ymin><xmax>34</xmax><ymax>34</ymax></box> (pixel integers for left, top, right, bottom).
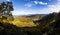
<box><xmin>12</xmin><ymin>14</ymin><xmax>46</xmax><ymax>27</ymax></box>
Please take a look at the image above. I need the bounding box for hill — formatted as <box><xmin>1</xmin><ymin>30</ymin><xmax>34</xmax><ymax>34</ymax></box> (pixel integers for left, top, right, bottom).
<box><xmin>12</xmin><ymin>14</ymin><xmax>46</xmax><ymax>27</ymax></box>
<box><xmin>0</xmin><ymin>12</ymin><xmax>60</xmax><ymax>35</ymax></box>
<box><xmin>14</xmin><ymin>14</ymin><xmax>46</xmax><ymax>21</ymax></box>
<box><xmin>33</xmin><ymin>12</ymin><xmax>60</xmax><ymax>35</ymax></box>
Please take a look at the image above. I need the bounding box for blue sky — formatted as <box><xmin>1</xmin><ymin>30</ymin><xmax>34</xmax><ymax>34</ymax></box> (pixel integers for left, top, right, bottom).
<box><xmin>1</xmin><ymin>0</ymin><xmax>60</xmax><ymax>15</ymax></box>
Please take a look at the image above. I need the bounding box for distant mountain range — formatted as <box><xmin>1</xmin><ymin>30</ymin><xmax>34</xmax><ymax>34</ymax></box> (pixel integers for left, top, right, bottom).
<box><xmin>14</xmin><ymin>14</ymin><xmax>46</xmax><ymax>21</ymax></box>
<box><xmin>34</xmin><ymin>12</ymin><xmax>58</xmax><ymax>24</ymax></box>
<box><xmin>14</xmin><ymin>14</ymin><xmax>46</xmax><ymax>17</ymax></box>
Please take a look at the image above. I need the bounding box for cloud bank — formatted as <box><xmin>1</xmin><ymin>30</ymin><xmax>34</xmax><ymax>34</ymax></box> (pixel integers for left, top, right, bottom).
<box><xmin>42</xmin><ymin>1</ymin><xmax>60</xmax><ymax>13</ymax></box>
<box><xmin>12</xmin><ymin>0</ymin><xmax>60</xmax><ymax>15</ymax></box>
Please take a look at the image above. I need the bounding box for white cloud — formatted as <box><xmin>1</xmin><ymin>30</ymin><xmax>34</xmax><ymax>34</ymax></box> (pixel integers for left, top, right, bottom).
<box><xmin>57</xmin><ymin>0</ymin><xmax>60</xmax><ymax>1</ymax></box>
<box><xmin>25</xmin><ymin>3</ymin><xmax>32</xmax><ymax>8</ymax></box>
<box><xmin>12</xmin><ymin>10</ymin><xmax>29</xmax><ymax>15</ymax></box>
<box><xmin>34</xmin><ymin>1</ymin><xmax>47</xmax><ymax>5</ymax></box>
<box><xmin>38</xmin><ymin>2</ymin><xmax>60</xmax><ymax>13</ymax></box>
<box><xmin>12</xmin><ymin>4</ymin><xmax>60</xmax><ymax>15</ymax></box>
<box><xmin>12</xmin><ymin>0</ymin><xmax>60</xmax><ymax>15</ymax></box>
<box><xmin>6</xmin><ymin>0</ymin><xmax>10</xmax><ymax>1</ymax></box>
<box><xmin>34</xmin><ymin>1</ymin><xmax>38</xmax><ymax>4</ymax></box>
<box><xmin>12</xmin><ymin>1</ymin><xmax>60</xmax><ymax>15</ymax></box>
<box><xmin>12</xmin><ymin>10</ymin><xmax>39</xmax><ymax>15</ymax></box>
<box><xmin>48</xmin><ymin>5</ymin><xmax>60</xmax><ymax>12</ymax></box>
<box><xmin>39</xmin><ymin>1</ymin><xmax>47</xmax><ymax>5</ymax></box>
<box><xmin>25</xmin><ymin>1</ymin><xmax>47</xmax><ymax>8</ymax></box>
<box><xmin>47</xmin><ymin>1</ymin><xmax>60</xmax><ymax>12</ymax></box>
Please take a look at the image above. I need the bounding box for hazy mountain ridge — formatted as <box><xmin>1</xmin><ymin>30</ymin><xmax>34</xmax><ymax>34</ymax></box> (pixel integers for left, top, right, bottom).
<box><xmin>34</xmin><ymin>12</ymin><xmax>58</xmax><ymax>24</ymax></box>
<box><xmin>14</xmin><ymin>14</ymin><xmax>46</xmax><ymax>21</ymax></box>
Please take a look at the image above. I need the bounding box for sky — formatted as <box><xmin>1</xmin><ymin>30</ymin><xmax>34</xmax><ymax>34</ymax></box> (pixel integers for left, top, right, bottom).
<box><xmin>0</xmin><ymin>0</ymin><xmax>60</xmax><ymax>15</ymax></box>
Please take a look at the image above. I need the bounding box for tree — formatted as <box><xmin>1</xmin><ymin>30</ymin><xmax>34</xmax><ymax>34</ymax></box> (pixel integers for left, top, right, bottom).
<box><xmin>0</xmin><ymin>1</ymin><xmax>14</xmax><ymax>21</ymax></box>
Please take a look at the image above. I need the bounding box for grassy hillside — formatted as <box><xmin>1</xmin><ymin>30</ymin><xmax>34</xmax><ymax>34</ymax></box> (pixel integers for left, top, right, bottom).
<box><xmin>12</xmin><ymin>17</ymin><xmax>37</xmax><ymax>27</ymax></box>
<box><xmin>33</xmin><ymin>12</ymin><xmax>60</xmax><ymax>35</ymax></box>
<box><xmin>0</xmin><ymin>12</ymin><xmax>60</xmax><ymax>35</ymax></box>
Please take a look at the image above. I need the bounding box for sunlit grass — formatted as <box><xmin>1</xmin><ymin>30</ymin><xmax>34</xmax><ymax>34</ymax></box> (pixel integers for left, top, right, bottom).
<box><xmin>12</xmin><ymin>17</ymin><xmax>37</xmax><ymax>27</ymax></box>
